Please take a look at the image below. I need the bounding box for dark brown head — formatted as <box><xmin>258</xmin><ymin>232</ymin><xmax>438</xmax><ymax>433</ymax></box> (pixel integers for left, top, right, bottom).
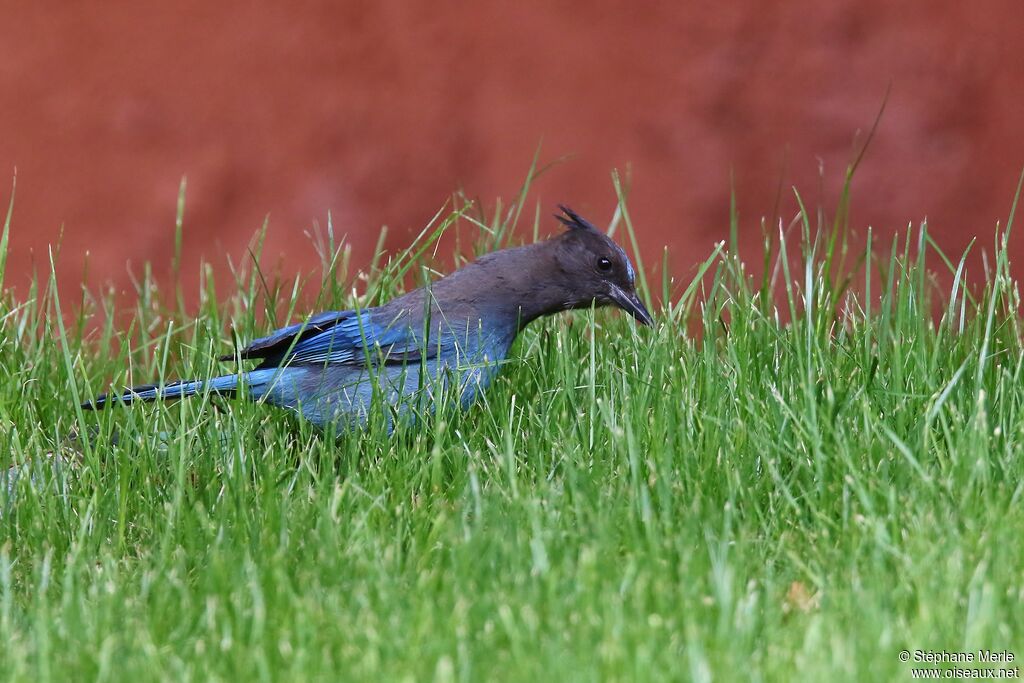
<box><xmin>548</xmin><ymin>205</ymin><xmax>653</xmax><ymax>326</ymax></box>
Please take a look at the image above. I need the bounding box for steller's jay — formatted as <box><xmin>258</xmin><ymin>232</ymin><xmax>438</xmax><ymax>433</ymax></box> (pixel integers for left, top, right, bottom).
<box><xmin>84</xmin><ymin>206</ymin><xmax>652</xmax><ymax>432</ymax></box>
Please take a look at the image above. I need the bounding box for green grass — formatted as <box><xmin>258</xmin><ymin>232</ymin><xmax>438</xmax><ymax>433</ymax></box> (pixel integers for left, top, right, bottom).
<box><xmin>1</xmin><ymin>171</ymin><xmax>1023</xmax><ymax>682</ymax></box>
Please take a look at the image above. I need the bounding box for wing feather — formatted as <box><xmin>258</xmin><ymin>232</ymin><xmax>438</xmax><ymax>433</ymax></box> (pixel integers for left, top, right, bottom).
<box><xmin>219</xmin><ymin>310</ymin><xmax>354</xmax><ymax>362</ymax></box>
<box><xmin>222</xmin><ymin>308</ymin><xmax>445</xmax><ymax>368</ymax></box>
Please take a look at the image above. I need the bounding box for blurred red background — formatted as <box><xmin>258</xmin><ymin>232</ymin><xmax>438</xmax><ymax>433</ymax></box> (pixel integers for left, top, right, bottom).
<box><xmin>2</xmin><ymin>1</ymin><xmax>1023</xmax><ymax>305</ymax></box>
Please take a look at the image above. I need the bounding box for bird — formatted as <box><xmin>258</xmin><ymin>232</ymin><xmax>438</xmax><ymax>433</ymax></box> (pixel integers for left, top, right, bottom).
<box><xmin>83</xmin><ymin>206</ymin><xmax>653</xmax><ymax>432</ymax></box>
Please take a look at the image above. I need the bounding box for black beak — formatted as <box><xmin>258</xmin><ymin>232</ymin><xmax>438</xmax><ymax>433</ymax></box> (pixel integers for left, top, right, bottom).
<box><xmin>608</xmin><ymin>285</ymin><xmax>654</xmax><ymax>326</ymax></box>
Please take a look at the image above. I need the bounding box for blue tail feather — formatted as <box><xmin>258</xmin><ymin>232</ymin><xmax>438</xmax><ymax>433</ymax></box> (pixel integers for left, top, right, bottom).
<box><xmin>83</xmin><ymin>374</ymin><xmax>241</xmax><ymax>410</ymax></box>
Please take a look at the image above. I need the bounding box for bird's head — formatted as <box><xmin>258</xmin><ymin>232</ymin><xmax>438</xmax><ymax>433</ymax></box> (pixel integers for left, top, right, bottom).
<box><xmin>549</xmin><ymin>205</ymin><xmax>653</xmax><ymax>326</ymax></box>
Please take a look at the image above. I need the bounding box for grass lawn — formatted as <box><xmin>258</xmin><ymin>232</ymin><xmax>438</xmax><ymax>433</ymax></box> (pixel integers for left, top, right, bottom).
<box><xmin>0</xmin><ymin>172</ymin><xmax>1022</xmax><ymax>681</ymax></box>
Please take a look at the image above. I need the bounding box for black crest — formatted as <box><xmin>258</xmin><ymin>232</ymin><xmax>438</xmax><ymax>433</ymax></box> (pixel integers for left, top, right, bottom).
<box><xmin>555</xmin><ymin>205</ymin><xmax>600</xmax><ymax>233</ymax></box>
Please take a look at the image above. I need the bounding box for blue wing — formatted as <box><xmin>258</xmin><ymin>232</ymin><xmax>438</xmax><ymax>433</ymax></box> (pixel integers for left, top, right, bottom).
<box><xmin>283</xmin><ymin>312</ymin><xmax>405</xmax><ymax>365</ymax></box>
<box><xmin>225</xmin><ymin>308</ymin><xmax>441</xmax><ymax>368</ymax></box>
<box><xmin>222</xmin><ymin>310</ymin><xmax>353</xmax><ymax>362</ymax></box>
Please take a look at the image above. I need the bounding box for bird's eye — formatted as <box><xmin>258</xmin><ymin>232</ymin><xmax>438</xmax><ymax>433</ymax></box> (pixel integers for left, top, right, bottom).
<box><xmin>597</xmin><ymin>257</ymin><xmax>613</xmax><ymax>272</ymax></box>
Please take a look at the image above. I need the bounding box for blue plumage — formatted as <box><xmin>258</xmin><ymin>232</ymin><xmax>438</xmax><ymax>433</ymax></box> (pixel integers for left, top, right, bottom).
<box><xmin>85</xmin><ymin>206</ymin><xmax>652</xmax><ymax>433</ymax></box>
<box><xmin>246</xmin><ymin>310</ymin><xmax>518</xmax><ymax>430</ymax></box>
